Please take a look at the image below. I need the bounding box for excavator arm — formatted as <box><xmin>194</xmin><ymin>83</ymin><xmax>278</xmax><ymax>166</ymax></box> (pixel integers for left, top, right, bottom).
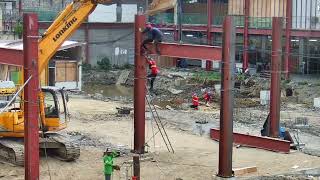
<box><xmin>38</xmin><ymin>0</ymin><xmax>176</xmax><ymax>75</ymax></box>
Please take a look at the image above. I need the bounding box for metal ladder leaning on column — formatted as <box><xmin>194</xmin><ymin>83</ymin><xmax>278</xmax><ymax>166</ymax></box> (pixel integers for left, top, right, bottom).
<box><xmin>145</xmin><ymin>86</ymin><xmax>174</xmax><ymax>153</ymax></box>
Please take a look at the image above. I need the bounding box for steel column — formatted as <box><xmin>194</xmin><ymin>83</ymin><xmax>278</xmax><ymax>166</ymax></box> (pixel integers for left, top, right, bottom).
<box><xmin>284</xmin><ymin>0</ymin><xmax>292</xmax><ymax>79</ymax></box>
<box><xmin>173</xmin><ymin>26</ymin><xmax>179</xmax><ymax>66</ymax></box>
<box><xmin>85</xmin><ymin>23</ymin><xmax>90</xmax><ymax>64</ymax></box>
<box><xmin>218</xmin><ymin>16</ymin><xmax>235</xmax><ymax>178</ymax></box>
<box><xmin>23</xmin><ymin>13</ymin><xmax>39</xmax><ymax>180</ymax></box>
<box><xmin>270</xmin><ymin>17</ymin><xmax>283</xmax><ymax>138</ymax></box>
<box><xmin>19</xmin><ymin>0</ymin><xmax>22</xmax><ymax>15</ymax></box>
<box><xmin>134</xmin><ymin>15</ymin><xmax>146</xmax><ymax>154</ymax></box>
<box><xmin>243</xmin><ymin>0</ymin><xmax>250</xmax><ymax>71</ymax></box>
<box><xmin>206</xmin><ymin>0</ymin><xmax>213</xmax><ymax>71</ymax></box>
<box><xmin>133</xmin><ymin>155</ymin><xmax>140</xmax><ymax>180</ymax></box>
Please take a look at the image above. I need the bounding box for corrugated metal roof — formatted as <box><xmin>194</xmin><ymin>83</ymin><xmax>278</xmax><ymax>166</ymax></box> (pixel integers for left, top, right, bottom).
<box><xmin>0</xmin><ymin>40</ymin><xmax>84</xmax><ymax>51</ymax></box>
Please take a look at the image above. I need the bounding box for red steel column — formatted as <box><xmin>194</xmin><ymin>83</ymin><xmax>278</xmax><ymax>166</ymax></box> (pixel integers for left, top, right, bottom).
<box><xmin>23</xmin><ymin>13</ymin><xmax>39</xmax><ymax>180</ymax></box>
<box><xmin>243</xmin><ymin>0</ymin><xmax>250</xmax><ymax>71</ymax></box>
<box><xmin>85</xmin><ymin>23</ymin><xmax>90</xmax><ymax>64</ymax></box>
<box><xmin>19</xmin><ymin>0</ymin><xmax>22</xmax><ymax>15</ymax></box>
<box><xmin>284</xmin><ymin>0</ymin><xmax>292</xmax><ymax>79</ymax></box>
<box><xmin>218</xmin><ymin>16</ymin><xmax>235</xmax><ymax>178</ymax></box>
<box><xmin>173</xmin><ymin>26</ymin><xmax>179</xmax><ymax>66</ymax></box>
<box><xmin>206</xmin><ymin>0</ymin><xmax>213</xmax><ymax>71</ymax></box>
<box><xmin>134</xmin><ymin>15</ymin><xmax>146</xmax><ymax>154</ymax></box>
<box><xmin>270</xmin><ymin>17</ymin><xmax>283</xmax><ymax>138</ymax></box>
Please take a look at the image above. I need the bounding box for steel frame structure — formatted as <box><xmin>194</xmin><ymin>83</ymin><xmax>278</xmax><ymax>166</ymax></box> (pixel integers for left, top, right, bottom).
<box><xmin>134</xmin><ymin>14</ymin><xmax>223</xmax><ymax>154</ymax></box>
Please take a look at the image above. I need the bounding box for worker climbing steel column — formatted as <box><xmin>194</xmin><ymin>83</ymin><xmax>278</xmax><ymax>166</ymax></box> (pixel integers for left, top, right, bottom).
<box><xmin>146</xmin><ymin>57</ymin><xmax>159</xmax><ymax>92</ymax></box>
<box><xmin>141</xmin><ymin>23</ymin><xmax>163</xmax><ymax>55</ymax></box>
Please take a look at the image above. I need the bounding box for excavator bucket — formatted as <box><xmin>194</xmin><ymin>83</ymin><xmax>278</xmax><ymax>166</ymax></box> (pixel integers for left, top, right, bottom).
<box><xmin>146</xmin><ymin>0</ymin><xmax>177</xmax><ymax>16</ymax></box>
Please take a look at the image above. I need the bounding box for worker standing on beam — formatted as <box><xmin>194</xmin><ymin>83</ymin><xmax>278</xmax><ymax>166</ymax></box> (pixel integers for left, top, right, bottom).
<box><xmin>146</xmin><ymin>57</ymin><xmax>159</xmax><ymax>92</ymax></box>
<box><xmin>141</xmin><ymin>23</ymin><xmax>163</xmax><ymax>55</ymax></box>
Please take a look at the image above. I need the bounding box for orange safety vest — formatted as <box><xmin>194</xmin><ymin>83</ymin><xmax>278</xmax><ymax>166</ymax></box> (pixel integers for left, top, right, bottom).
<box><xmin>192</xmin><ymin>96</ymin><xmax>199</xmax><ymax>106</ymax></box>
<box><xmin>149</xmin><ymin>61</ymin><xmax>159</xmax><ymax>75</ymax></box>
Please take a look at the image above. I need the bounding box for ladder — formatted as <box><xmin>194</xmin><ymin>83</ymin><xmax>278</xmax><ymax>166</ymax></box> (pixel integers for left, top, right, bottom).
<box><xmin>145</xmin><ymin>88</ymin><xmax>174</xmax><ymax>153</ymax></box>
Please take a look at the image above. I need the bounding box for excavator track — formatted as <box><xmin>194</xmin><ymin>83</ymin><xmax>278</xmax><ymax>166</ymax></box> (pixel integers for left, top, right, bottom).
<box><xmin>0</xmin><ymin>139</ymin><xmax>24</xmax><ymax>166</ymax></box>
<box><xmin>45</xmin><ymin>133</ymin><xmax>80</xmax><ymax>161</ymax></box>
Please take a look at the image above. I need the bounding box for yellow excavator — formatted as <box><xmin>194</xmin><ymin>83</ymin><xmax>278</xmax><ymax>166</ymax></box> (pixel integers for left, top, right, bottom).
<box><xmin>0</xmin><ymin>0</ymin><xmax>175</xmax><ymax>166</ymax></box>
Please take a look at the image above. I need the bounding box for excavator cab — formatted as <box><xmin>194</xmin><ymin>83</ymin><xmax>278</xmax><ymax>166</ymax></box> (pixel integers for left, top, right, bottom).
<box><xmin>40</xmin><ymin>87</ymin><xmax>69</xmax><ymax>132</ymax></box>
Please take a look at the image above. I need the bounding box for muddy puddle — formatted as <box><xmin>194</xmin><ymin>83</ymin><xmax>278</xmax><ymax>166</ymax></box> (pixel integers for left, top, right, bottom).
<box><xmin>83</xmin><ymin>84</ymin><xmax>133</xmax><ymax>98</ymax></box>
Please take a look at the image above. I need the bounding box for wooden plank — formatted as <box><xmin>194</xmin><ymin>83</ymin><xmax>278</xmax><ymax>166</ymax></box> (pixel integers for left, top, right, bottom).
<box><xmin>233</xmin><ymin>166</ymin><xmax>258</xmax><ymax>176</ymax></box>
<box><xmin>56</xmin><ymin>61</ymin><xmax>66</xmax><ymax>82</ymax></box>
<box><xmin>66</xmin><ymin>62</ymin><xmax>77</xmax><ymax>81</ymax></box>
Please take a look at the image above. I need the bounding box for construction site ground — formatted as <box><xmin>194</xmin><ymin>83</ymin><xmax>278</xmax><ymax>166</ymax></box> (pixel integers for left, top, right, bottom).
<box><xmin>1</xmin><ymin>68</ymin><xmax>320</xmax><ymax>180</ymax></box>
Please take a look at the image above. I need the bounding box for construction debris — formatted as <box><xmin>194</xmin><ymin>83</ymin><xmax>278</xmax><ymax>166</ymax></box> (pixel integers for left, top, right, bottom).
<box><xmin>233</xmin><ymin>166</ymin><xmax>258</xmax><ymax>176</ymax></box>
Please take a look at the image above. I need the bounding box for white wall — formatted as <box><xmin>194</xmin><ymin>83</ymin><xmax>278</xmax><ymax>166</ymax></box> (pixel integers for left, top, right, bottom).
<box><xmin>122</xmin><ymin>4</ymin><xmax>137</xmax><ymax>22</ymax></box>
<box><xmin>89</xmin><ymin>4</ymin><xmax>117</xmax><ymax>22</ymax></box>
<box><xmin>88</xmin><ymin>4</ymin><xmax>137</xmax><ymax>23</ymax></box>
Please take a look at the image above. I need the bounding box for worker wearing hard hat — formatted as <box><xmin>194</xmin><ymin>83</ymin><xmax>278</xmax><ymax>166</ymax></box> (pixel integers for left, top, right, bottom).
<box><xmin>103</xmin><ymin>149</ymin><xmax>120</xmax><ymax>180</ymax></box>
<box><xmin>141</xmin><ymin>23</ymin><xmax>163</xmax><ymax>55</ymax></box>
<box><xmin>191</xmin><ymin>93</ymin><xmax>199</xmax><ymax>110</ymax></box>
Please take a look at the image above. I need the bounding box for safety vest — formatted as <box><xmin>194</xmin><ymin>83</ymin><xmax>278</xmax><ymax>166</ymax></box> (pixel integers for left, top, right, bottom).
<box><xmin>149</xmin><ymin>61</ymin><xmax>159</xmax><ymax>75</ymax></box>
<box><xmin>192</xmin><ymin>96</ymin><xmax>199</xmax><ymax>106</ymax></box>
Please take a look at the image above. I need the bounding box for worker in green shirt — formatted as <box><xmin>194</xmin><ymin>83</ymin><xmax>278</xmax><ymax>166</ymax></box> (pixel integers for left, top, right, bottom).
<box><xmin>103</xmin><ymin>149</ymin><xmax>120</xmax><ymax>180</ymax></box>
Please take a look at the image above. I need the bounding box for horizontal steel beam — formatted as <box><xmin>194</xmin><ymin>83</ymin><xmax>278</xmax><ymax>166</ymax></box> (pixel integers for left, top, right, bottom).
<box><xmin>39</xmin><ymin>22</ymin><xmax>133</xmax><ymax>30</ymax></box>
<box><xmin>0</xmin><ymin>48</ymin><xmax>23</xmax><ymax>66</ymax></box>
<box><xmin>146</xmin><ymin>42</ymin><xmax>222</xmax><ymax>60</ymax></box>
<box><xmin>157</xmin><ymin>24</ymin><xmax>320</xmax><ymax>38</ymax></box>
<box><xmin>210</xmin><ymin>128</ymin><xmax>290</xmax><ymax>153</ymax></box>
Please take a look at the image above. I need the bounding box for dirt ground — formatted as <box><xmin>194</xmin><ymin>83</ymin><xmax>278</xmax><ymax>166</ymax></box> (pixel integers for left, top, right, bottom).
<box><xmin>0</xmin><ymin>95</ymin><xmax>319</xmax><ymax>180</ymax></box>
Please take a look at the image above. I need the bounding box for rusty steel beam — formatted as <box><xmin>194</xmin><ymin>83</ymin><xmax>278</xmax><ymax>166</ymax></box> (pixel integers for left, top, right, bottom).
<box><xmin>218</xmin><ymin>16</ymin><xmax>235</xmax><ymax>178</ymax></box>
<box><xmin>243</xmin><ymin>0</ymin><xmax>250</xmax><ymax>71</ymax></box>
<box><xmin>269</xmin><ymin>17</ymin><xmax>283</xmax><ymax>138</ymax></box>
<box><xmin>23</xmin><ymin>13</ymin><xmax>40</xmax><ymax>180</ymax></box>
<box><xmin>0</xmin><ymin>48</ymin><xmax>23</xmax><ymax>66</ymax></box>
<box><xmin>133</xmin><ymin>14</ymin><xmax>146</xmax><ymax>154</ymax></box>
<box><xmin>146</xmin><ymin>43</ymin><xmax>222</xmax><ymax>60</ymax></box>
<box><xmin>206</xmin><ymin>0</ymin><xmax>213</xmax><ymax>70</ymax></box>
<box><xmin>285</xmin><ymin>0</ymin><xmax>292</xmax><ymax>80</ymax></box>
<box><xmin>157</xmin><ymin>24</ymin><xmax>320</xmax><ymax>38</ymax></box>
<box><xmin>211</xmin><ymin>128</ymin><xmax>290</xmax><ymax>153</ymax></box>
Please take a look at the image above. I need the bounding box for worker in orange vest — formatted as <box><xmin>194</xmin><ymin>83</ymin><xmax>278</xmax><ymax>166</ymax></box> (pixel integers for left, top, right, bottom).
<box><xmin>146</xmin><ymin>58</ymin><xmax>159</xmax><ymax>91</ymax></box>
<box><xmin>203</xmin><ymin>90</ymin><xmax>212</xmax><ymax>107</ymax></box>
<box><xmin>191</xmin><ymin>93</ymin><xmax>199</xmax><ymax>110</ymax></box>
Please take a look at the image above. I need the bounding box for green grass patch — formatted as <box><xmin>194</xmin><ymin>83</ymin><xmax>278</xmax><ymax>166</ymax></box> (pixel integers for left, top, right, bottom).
<box><xmin>192</xmin><ymin>71</ymin><xmax>221</xmax><ymax>83</ymax></box>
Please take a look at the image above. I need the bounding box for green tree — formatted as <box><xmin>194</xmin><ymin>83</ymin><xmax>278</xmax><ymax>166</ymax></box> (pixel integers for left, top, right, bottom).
<box><xmin>97</xmin><ymin>57</ymin><xmax>111</xmax><ymax>71</ymax></box>
<box><xmin>14</xmin><ymin>21</ymin><xmax>23</xmax><ymax>39</ymax></box>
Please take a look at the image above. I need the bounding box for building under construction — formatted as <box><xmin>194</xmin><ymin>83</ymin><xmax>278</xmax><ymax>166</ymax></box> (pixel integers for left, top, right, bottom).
<box><xmin>0</xmin><ymin>0</ymin><xmax>320</xmax><ymax>180</ymax></box>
